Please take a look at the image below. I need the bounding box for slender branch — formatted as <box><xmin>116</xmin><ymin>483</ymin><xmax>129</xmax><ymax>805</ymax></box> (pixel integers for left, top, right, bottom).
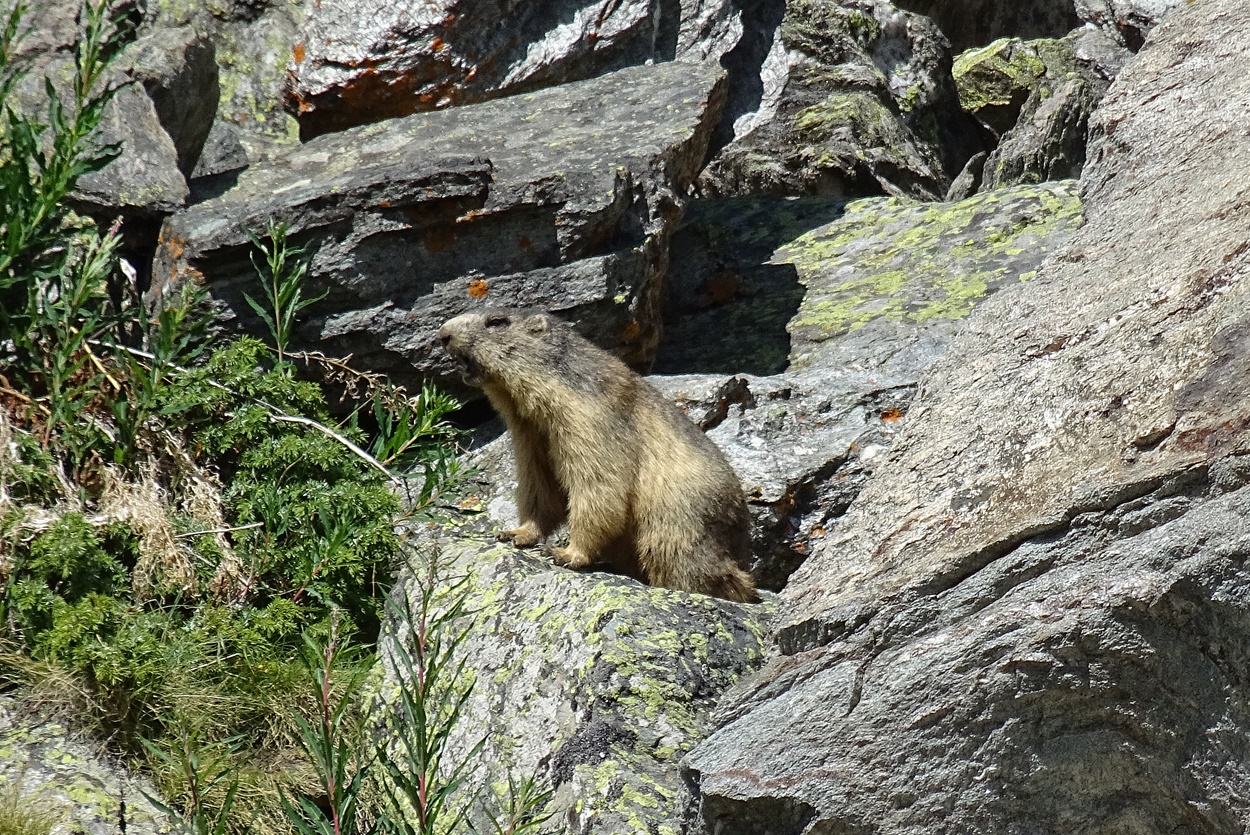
<box><xmin>269</xmin><ymin>414</ymin><xmax>394</xmax><ymax>482</ymax></box>
<box><xmin>174</xmin><ymin>521</ymin><xmax>264</xmax><ymax>540</ymax></box>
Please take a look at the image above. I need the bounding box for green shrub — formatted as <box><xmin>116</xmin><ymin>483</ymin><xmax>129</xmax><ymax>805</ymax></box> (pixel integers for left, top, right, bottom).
<box><xmin>0</xmin><ymin>3</ymin><xmax>470</xmax><ymax>832</ymax></box>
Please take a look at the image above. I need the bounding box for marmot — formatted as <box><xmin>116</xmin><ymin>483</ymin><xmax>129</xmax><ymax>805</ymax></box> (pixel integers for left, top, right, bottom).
<box><xmin>438</xmin><ymin>309</ymin><xmax>757</xmax><ymax>603</ymax></box>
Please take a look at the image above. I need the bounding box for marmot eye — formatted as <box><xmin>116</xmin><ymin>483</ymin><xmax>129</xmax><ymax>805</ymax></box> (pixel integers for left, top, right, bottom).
<box><xmin>485</xmin><ymin>315</ymin><xmax>509</xmax><ymax>329</ymax></box>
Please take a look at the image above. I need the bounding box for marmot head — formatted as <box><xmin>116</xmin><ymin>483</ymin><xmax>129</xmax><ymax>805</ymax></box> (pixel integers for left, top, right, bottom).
<box><xmin>438</xmin><ymin>309</ymin><xmax>564</xmax><ymax>387</ymax></box>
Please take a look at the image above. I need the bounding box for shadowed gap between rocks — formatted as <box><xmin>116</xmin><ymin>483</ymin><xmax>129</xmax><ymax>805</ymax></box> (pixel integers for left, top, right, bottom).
<box><xmin>655</xmin><ymin>195</ymin><xmax>848</xmax><ymax>376</ymax></box>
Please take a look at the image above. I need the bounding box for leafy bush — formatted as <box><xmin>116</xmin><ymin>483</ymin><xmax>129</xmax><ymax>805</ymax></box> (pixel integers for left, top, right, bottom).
<box><xmin>0</xmin><ymin>2</ymin><xmax>483</xmax><ymax>832</ymax></box>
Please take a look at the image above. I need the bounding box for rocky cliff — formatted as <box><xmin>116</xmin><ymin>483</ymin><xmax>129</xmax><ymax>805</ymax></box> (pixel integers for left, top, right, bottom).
<box><xmin>4</xmin><ymin>0</ymin><xmax>1242</xmax><ymax>833</ymax></box>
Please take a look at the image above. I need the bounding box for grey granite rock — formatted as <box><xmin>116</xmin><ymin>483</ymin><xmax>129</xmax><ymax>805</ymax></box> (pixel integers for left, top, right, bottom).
<box><xmin>0</xmin><ymin>697</ymin><xmax>174</xmax><ymax>835</ymax></box>
<box><xmin>371</xmin><ymin>533</ymin><xmax>771</xmax><ymax>835</ymax></box>
<box><xmin>965</xmin><ymin>35</ymin><xmax>1112</xmax><ymax>189</ymax></box>
<box><xmin>687</xmin><ymin>1</ymin><xmax>1250</xmax><ymax>830</ymax></box>
<box><xmin>150</xmin><ymin>62</ymin><xmax>727</xmax><ymax>387</ymax></box>
<box><xmin>149</xmin><ymin>0</ymin><xmax>305</xmax><ymax>178</ymax></box>
<box><xmin>698</xmin><ymin>0</ymin><xmax>989</xmax><ymax>200</ymax></box>
<box><xmin>130</xmin><ymin>27</ymin><xmax>218</xmax><ymax>176</ymax></box>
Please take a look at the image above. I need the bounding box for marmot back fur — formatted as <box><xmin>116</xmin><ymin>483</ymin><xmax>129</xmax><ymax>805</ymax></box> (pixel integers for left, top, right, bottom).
<box><xmin>438</xmin><ymin>309</ymin><xmax>756</xmax><ymax>603</ymax></box>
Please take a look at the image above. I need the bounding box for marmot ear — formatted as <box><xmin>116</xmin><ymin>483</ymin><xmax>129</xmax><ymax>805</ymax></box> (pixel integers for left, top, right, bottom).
<box><xmin>524</xmin><ymin>314</ymin><xmax>549</xmax><ymax>334</ymax></box>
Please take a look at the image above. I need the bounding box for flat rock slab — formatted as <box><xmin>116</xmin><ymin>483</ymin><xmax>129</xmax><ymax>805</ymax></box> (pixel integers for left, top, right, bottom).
<box><xmin>780</xmin><ymin>180</ymin><xmax>1083</xmax><ymax>377</ymax></box>
<box><xmin>687</xmin><ymin>1</ymin><xmax>1250</xmax><ymax>831</ymax></box>
<box><xmin>285</xmin><ymin>0</ymin><xmax>754</xmax><ymax>138</ymax></box>
<box><xmin>150</xmin><ymin>61</ymin><xmax>727</xmax><ymax>386</ymax></box>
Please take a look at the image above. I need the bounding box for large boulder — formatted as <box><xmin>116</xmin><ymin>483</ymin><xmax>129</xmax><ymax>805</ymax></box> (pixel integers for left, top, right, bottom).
<box><xmin>149</xmin><ymin>61</ymin><xmax>727</xmax><ymax>386</ymax></box>
<box><xmin>953</xmin><ymin>35</ymin><xmax>1115</xmax><ymax>190</ymax></box>
<box><xmin>686</xmin><ymin>0</ymin><xmax>1250</xmax><ymax>830</ymax></box>
<box><xmin>147</xmin><ymin>0</ymin><xmax>306</xmax><ymax>180</ymax></box>
<box><xmin>283</xmin><ymin>0</ymin><xmax>784</xmax><ymax>143</ymax></box>
<box><xmin>372</xmin><ymin>534</ymin><xmax>771</xmax><ymax>835</ymax></box>
<box><xmin>698</xmin><ymin>0</ymin><xmax>989</xmax><ymax>200</ymax></box>
<box><xmin>9</xmin><ymin>2</ymin><xmax>195</xmax><ymax>221</ymax></box>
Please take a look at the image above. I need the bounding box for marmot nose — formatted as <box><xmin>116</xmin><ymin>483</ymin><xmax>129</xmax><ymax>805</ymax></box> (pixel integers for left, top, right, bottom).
<box><xmin>437</xmin><ymin>329</ymin><xmax>452</xmax><ymax>350</ymax></box>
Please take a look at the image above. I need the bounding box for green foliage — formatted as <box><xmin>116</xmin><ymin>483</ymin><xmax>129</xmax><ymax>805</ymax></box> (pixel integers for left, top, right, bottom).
<box><xmin>377</xmin><ymin>552</ymin><xmax>483</xmax><ymax>835</ymax></box>
<box><xmin>0</xmin><ymin>5</ymin><xmax>474</xmax><ymax>835</ymax></box>
<box><xmin>245</xmin><ymin>222</ymin><xmax>326</xmax><ymax>366</ymax></box>
<box><xmin>0</xmin><ymin>428</ymin><xmax>60</xmax><ymax>503</ymax></box>
<box><xmin>0</xmin><ymin>0</ymin><xmax>130</xmax><ymax>296</ymax></box>
<box><xmin>281</xmin><ymin>621</ymin><xmax>375</xmax><ymax>835</ymax></box>
<box><xmin>112</xmin><ymin>281</ymin><xmax>212</xmax><ymax>469</ymax></box>
<box><xmin>162</xmin><ymin>337</ymin><xmax>403</xmax><ymax>637</ymax></box>
<box><xmin>143</xmin><ymin>730</ymin><xmax>248</xmax><ymax>835</ymax></box>
<box><xmin>475</xmin><ymin>774</ymin><xmax>555</xmax><ymax>835</ymax></box>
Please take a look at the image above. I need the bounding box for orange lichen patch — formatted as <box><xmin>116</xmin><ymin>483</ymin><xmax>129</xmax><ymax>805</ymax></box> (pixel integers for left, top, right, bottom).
<box><xmin>456</xmin><ymin>208</ymin><xmax>487</xmax><ymax>223</ymax></box>
<box><xmin>164</xmin><ymin>235</ymin><xmax>186</xmax><ymax>262</ymax></box>
<box><xmin>465</xmin><ymin>65</ymin><xmax>477</xmax><ymax>81</ymax></box>
<box><xmin>292</xmin><ymin>41</ymin><xmax>306</xmax><ymax>64</ymax></box>
<box><xmin>468</xmin><ymin>278</ymin><xmax>489</xmax><ymax>299</ymax></box>
<box><xmin>377</xmin><ymin>199</ymin><xmax>392</xmax><ymax>208</ymax></box>
<box><xmin>620</xmin><ymin>319</ymin><xmax>641</xmax><ymax>341</ymax></box>
<box><xmin>811</xmin><ymin>526</ymin><xmax>827</xmax><ymax>537</ymax></box>
<box><xmin>431</xmin><ymin>37</ymin><xmax>445</xmax><ymax>52</ymax></box>
<box><xmin>458</xmin><ymin>495</ymin><xmax>481</xmax><ymax>509</ymax></box>
<box><xmin>881</xmin><ymin>408</ymin><xmax>904</xmax><ymax>423</ymax></box>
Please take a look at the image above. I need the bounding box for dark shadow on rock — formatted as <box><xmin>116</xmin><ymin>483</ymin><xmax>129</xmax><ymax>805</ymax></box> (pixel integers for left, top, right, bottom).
<box><xmin>711</xmin><ymin>0</ymin><xmax>788</xmax><ymax>154</ymax></box>
<box><xmin>654</xmin><ymin>195</ymin><xmax>846</xmax><ymax>375</ymax></box>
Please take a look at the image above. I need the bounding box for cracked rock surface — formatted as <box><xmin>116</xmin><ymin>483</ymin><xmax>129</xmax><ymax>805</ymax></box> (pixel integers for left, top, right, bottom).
<box><xmin>686</xmin><ymin>0</ymin><xmax>1250</xmax><ymax>831</ymax></box>
<box><xmin>150</xmin><ymin>61</ymin><xmax>727</xmax><ymax>387</ymax></box>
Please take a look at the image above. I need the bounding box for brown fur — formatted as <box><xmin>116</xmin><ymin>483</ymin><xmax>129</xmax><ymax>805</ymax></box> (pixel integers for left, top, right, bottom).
<box><xmin>438</xmin><ymin>309</ymin><xmax>757</xmax><ymax>603</ymax></box>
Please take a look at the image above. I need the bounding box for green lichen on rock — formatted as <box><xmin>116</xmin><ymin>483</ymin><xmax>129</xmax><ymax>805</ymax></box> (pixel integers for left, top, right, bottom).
<box><xmin>793</xmin><ymin>92</ymin><xmax>898</xmax><ymax>148</ymax></box>
<box><xmin>953</xmin><ymin>38</ymin><xmax>1047</xmax><ymax>114</ymax></box>
<box><xmin>0</xmin><ymin>698</ymin><xmax>174</xmax><ymax>835</ymax></box>
<box><xmin>781</xmin><ymin>0</ymin><xmax>881</xmax><ymax>62</ymax></box>
<box><xmin>372</xmin><ymin>533</ymin><xmax>773</xmax><ymax>834</ymax></box>
<box><xmin>778</xmin><ymin>180</ymin><xmax>1083</xmax><ymax>352</ymax></box>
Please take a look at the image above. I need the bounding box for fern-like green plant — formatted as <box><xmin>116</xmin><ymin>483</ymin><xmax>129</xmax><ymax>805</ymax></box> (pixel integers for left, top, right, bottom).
<box><xmin>142</xmin><ymin>730</ymin><xmax>248</xmax><ymax>835</ymax></box>
<box><xmin>282</xmin><ymin>619</ymin><xmax>375</xmax><ymax>835</ymax></box>
<box><xmin>244</xmin><ymin>222</ymin><xmax>326</xmax><ymax>366</ymax></box>
<box><xmin>475</xmin><ymin>773</ymin><xmax>555</xmax><ymax>835</ymax></box>
<box><xmin>377</xmin><ymin>549</ymin><xmax>483</xmax><ymax>835</ymax></box>
<box><xmin>0</xmin><ymin>0</ymin><xmax>135</xmax><ymax>475</ymax></box>
<box><xmin>0</xmin><ymin>0</ymin><xmax>131</xmax><ymax>324</ymax></box>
